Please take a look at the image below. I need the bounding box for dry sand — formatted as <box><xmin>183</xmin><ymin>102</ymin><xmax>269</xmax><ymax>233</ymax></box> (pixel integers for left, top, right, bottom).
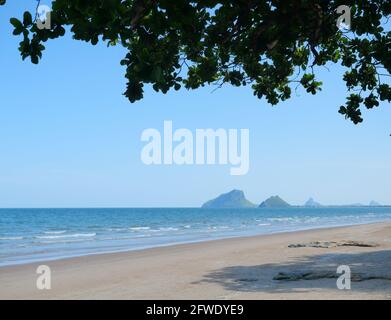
<box><xmin>1</xmin><ymin>222</ymin><xmax>391</xmax><ymax>300</ymax></box>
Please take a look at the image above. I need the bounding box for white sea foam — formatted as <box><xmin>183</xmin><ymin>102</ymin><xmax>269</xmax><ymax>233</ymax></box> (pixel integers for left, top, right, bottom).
<box><xmin>0</xmin><ymin>236</ymin><xmax>24</xmax><ymax>240</ymax></box>
<box><xmin>129</xmin><ymin>227</ymin><xmax>151</xmax><ymax>231</ymax></box>
<box><xmin>159</xmin><ymin>227</ymin><xmax>179</xmax><ymax>231</ymax></box>
<box><xmin>267</xmin><ymin>217</ymin><xmax>297</xmax><ymax>222</ymax></box>
<box><xmin>44</xmin><ymin>230</ymin><xmax>67</xmax><ymax>234</ymax></box>
<box><xmin>106</xmin><ymin>228</ymin><xmax>127</xmax><ymax>232</ymax></box>
<box><xmin>209</xmin><ymin>225</ymin><xmax>229</xmax><ymax>229</ymax></box>
<box><xmin>36</xmin><ymin>233</ymin><xmax>96</xmax><ymax>239</ymax></box>
<box><xmin>39</xmin><ymin>238</ymin><xmax>95</xmax><ymax>244</ymax></box>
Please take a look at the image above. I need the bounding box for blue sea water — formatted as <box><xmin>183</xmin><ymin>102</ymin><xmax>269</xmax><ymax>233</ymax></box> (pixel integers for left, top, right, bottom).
<box><xmin>1</xmin><ymin>207</ymin><xmax>391</xmax><ymax>267</ymax></box>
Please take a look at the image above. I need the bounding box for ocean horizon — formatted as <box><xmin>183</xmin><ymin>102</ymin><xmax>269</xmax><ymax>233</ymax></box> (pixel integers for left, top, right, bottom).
<box><xmin>1</xmin><ymin>207</ymin><xmax>391</xmax><ymax>267</ymax></box>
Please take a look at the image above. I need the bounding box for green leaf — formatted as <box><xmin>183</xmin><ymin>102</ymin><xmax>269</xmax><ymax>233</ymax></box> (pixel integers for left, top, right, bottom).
<box><xmin>10</xmin><ymin>17</ymin><xmax>24</xmax><ymax>35</ymax></box>
<box><xmin>23</xmin><ymin>12</ymin><xmax>32</xmax><ymax>26</ymax></box>
<box><xmin>10</xmin><ymin>17</ymin><xmax>23</xmax><ymax>29</ymax></box>
<box><xmin>30</xmin><ymin>55</ymin><xmax>39</xmax><ymax>64</ymax></box>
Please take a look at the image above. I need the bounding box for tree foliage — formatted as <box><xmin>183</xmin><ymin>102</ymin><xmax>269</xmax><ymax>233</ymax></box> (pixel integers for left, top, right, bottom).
<box><xmin>2</xmin><ymin>0</ymin><xmax>391</xmax><ymax>124</ymax></box>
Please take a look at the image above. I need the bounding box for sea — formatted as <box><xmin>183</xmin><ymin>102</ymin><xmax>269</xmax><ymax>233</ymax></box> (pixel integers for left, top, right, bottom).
<box><xmin>1</xmin><ymin>207</ymin><xmax>391</xmax><ymax>267</ymax></box>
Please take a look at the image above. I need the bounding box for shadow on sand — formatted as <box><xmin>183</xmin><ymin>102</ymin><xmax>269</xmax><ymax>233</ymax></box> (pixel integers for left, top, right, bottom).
<box><xmin>197</xmin><ymin>250</ymin><xmax>391</xmax><ymax>294</ymax></box>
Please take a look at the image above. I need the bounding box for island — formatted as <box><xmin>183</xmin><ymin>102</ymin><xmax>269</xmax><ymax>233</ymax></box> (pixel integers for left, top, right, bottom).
<box><xmin>259</xmin><ymin>195</ymin><xmax>291</xmax><ymax>208</ymax></box>
<box><xmin>201</xmin><ymin>189</ymin><xmax>256</xmax><ymax>208</ymax></box>
<box><xmin>304</xmin><ymin>197</ymin><xmax>323</xmax><ymax>207</ymax></box>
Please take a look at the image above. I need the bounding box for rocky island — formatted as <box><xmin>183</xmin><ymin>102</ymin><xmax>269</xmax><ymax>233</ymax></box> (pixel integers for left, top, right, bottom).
<box><xmin>202</xmin><ymin>189</ymin><xmax>256</xmax><ymax>208</ymax></box>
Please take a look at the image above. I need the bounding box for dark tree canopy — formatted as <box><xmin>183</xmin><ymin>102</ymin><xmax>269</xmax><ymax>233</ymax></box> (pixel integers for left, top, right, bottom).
<box><xmin>3</xmin><ymin>0</ymin><xmax>391</xmax><ymax>124</ymax></box>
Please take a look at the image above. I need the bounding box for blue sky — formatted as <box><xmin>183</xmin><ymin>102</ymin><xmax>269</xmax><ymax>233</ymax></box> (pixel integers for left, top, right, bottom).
<box><xmin>0</xmin><ymin>2</ymin><xmax>390</xmax><ymax>207</ymax></box>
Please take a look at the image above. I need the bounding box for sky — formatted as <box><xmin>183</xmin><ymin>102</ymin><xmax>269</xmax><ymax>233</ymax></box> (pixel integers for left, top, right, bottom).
<box><xmin>0</xmin><ymin>2</ymin><xmax>390</xmax><ymax>207</ymax></box>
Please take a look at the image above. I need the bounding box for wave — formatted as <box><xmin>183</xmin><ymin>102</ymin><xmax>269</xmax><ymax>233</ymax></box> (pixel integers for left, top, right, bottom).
<box><xmin>39</xmin><ymin>238</ymin><xmax>96</xmax><ymax>244</ymax></box>
<box><xmin>129</xmin><ymin>227</ymin><xmax>150</xmax><ymax>231</ymax></box>
<box><xmin>43</xmin><ymin>230</ymin><xmax>67</xmax><ymax>234</ymax></box>
<box><xmin>0</xmin><ymin>236</ymin><xmax>24</xmax><ymax>240</ymax></box>
<box><xmin>159</xmin><ymin>227</ymin><xmax>179</xmax><ymax>231</ymax></box>
<box><xmin>267</xmin><ymin>217</ymin><xmax>298</xmax><ymax>222</ymax></box>
<box><xmin>35</xmin><ymin>233</ymin><xmax>96</xmax><ymax>239</ymax></box>
<box><xmin>209</xmin><ymin>226</ymin><xmax>230</xmax><ymax>230</ymax></box>
<box><xmin>106</xmin><ymin>228</ymin><xmax>127</xmax><ymax>232</ymax></box>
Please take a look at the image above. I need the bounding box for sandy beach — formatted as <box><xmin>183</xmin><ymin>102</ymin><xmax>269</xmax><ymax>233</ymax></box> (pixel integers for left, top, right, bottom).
<box><xmin>1</xmin><ymin>222</ymin><xmax>391</xmax><ymax>300</ymax></box>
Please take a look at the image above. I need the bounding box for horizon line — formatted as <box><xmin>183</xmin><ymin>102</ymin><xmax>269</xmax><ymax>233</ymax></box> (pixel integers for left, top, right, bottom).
<box><xmin>0</xmin><ymin>205</ymin><xmax>390</xmax><ymax>210</ymax></box>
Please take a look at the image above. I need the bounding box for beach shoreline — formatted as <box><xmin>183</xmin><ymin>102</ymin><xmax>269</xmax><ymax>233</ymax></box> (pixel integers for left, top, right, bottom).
<box><xmin>1</xmin><ymin>221</ymin><xmax>391</xmax><ymax>300</ymax></box>
<box><xmin>1</xmin><ymin>220</ymin><xmax>384</xmax><ymax>268</ymax></box>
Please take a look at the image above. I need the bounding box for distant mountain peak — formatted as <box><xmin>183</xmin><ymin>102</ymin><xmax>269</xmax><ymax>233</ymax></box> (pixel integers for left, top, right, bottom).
<box><xmin>304</xmin><ymin>197</ymin><xmax>322</xmax><ymax>207</ymax></box>
<box><xmin>227</xmin><ymin>189</ymin><xmax>243</xmax><ymax>195</ymax></box>
<box><xmin>259</xmin><ymin>195</ymin><xmax>291</xmax><ymax>208</ymax></box>
<box><xmin>202</xmin><ymin>190</ymin><xmax>256</xmax><ymax>208</ymax></box>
